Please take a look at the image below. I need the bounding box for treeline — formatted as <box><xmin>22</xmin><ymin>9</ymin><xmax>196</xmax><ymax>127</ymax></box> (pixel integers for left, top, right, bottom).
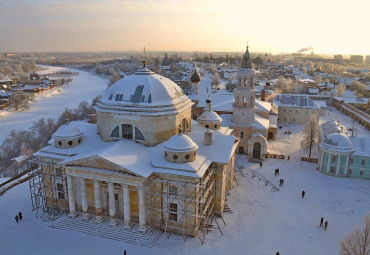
<box><xmin>0</xmin><ymin>96</ymin><xmax>101</xmax><ymax>177</ymax></box>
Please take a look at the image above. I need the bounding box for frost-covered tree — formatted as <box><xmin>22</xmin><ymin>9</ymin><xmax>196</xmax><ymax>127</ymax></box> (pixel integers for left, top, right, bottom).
<box><xmin>340</xmin><ymin>214</ymin><xmax>370</xmax><ymax>255</ymax></box>
<box><xmin>276</xmin><ymin>76</ymin><xmax>295</xmax><ymax>94</ymax></box>
<box><xmin>302</xmin><ymin>114</ymin><xmax>319</xmax><ymax>158</ymax></box>
<box><xmin>107</xmin><ymin>72</ymin><xmax>121</xmax><ymax>88</ymax></box>
<box><xmin>337</xmin><ymin>83</ymin><xmax>346</xmax><ymax>97</ymax></box>
<box><xmin>9</xmin><ymin>91</ymin><xmax>31</xmax><ymax>111</ymax></box>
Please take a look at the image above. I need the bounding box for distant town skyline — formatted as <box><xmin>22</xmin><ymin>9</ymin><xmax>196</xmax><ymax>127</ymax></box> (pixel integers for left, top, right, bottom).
<box><xmin>0</xmin><ymin>0</ymin><xmax>369</xmax><ymax>55</ymax></box>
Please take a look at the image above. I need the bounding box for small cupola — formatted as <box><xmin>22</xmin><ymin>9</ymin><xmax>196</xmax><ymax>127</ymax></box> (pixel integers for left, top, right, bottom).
<box><xmin>53</xmin><ymin>123</ymin><xmax>83</xmax><ymax>149</ymax></box>
<box><xmin>190</xmin><ymin>67</ymin><xmax>201</xmax><ymax>83</ymax></box>
<box><xmin>197</xmin><ymin>96</ymin><xmax>222</xmax><ymax>130</ymax></box>
<box><xmin>164</xmin><ymin>124</ymin><xmax>198</xmax><ymax>163</ymax></box>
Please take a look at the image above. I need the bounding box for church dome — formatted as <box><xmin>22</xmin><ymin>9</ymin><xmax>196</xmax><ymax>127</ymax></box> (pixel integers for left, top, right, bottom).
<box><xmin>190</xmin><ymin>68</ymin><xmax>201</xmax><ymax>83</ymax></box>
<box><xmin>164</xmin><ymin>133</ymin><xmax>198</xmax><ymax>152</ymax></box>
<box><xmin>53</xmin><ymin>123</ymin><xmax>82</xmax><ymax>139</ymax></box>
<box><xmin>197</xmin><ymin>96</ymin><xmax>222</xmax><ymax>130</ymax></box>
<box><xmin>164</xmin><ymin>132</ymin><xmax>198</xmax><ymax>163</ymax></box>
<box><xmin>321</xmin><ymin>133</ymin><xmax>354</xmax><ymax>152</ymax></box>
<box><xmin>53</xmin><ymin>123</ymin><xmax>83</xmax><ymax>149</ymax></box>
<box><xmin>100</xmin><ymin>67</ymin><xmax>188</xmax><ymax>107</ymax></box>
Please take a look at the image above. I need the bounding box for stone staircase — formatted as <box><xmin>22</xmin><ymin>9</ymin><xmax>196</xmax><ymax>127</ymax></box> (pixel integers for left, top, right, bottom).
<box><xmin>223</xmin><ymin>203</ymin><xmax>234</xmax><ymax>213</ymax></box>
<box><xmin>50</xmin><ymin>217</ymin><xmax>162</xmax><ymax>248</ymax></box>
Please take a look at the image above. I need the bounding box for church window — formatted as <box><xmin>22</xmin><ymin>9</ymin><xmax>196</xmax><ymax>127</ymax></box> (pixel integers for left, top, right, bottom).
<box><xmin>182</xmin><ymin>118</ymin><xmax>189</xmax><ymax>131</ymax></box>
<box><xmin>173</xmin><ymin>154</ymin><xmax>178</xmax><ymax>160</ymax></box>
<box><xmin>169</xmin><ymin>185</ymin><xmax>178</xmax><ymax>195</ymax></box>
<box><xmin>194</xmin><ymin>152</ymin><xmax>196</xmax><ymax>156</ymax></box>
<box><xmin>214</xmin><ymin>124</ymin><xmax>217</xmax><ymax>128</ymax></box>
<box><xmin>78</xmin><ymin>139</ymin><xmax>81</xmax><ymax>144</ymax></box>
<box><xmin>332</xmin><ymin>155</ymin><xmax>336</xmax><ymax>162</ymax></box>
<box><xmin>360</xmin><ymin>171</ymin><xmax>364</xmax><ymax>176</ymax></box>
<box><xmin>185</xmin><ymin>154</ymin><xmax>190</xmax><ymax>160</ymax></box>
<box><xmin>361</xmin><ymin>159</ymin><xmax>365</xmax><ymax>165</ymax></box>
<box><xmin>165</xmin><ymin>152</ymin><xmax>168</xmax><ymax>157</ymax></box>
<box><xmin>244</xmin><ymin>78</ymin><xmax>247</xmax><ymax>86</ymax></box>
<box><xmin>148</xmin><ymin>94</ymin><xmax>152</xmax><ymax>103</ymax></box>
<box><xmin>56</xmin><ymin>183</ymin><xmax>65</xmax><ymax>200</ymax></box>
<box><xmin>110</xmin><ymin>126</ymin><xmax>120</xmax><ymax>138</ymax></box>
<box><xmin>115</xmin><ymin>94</ymin><xmax>123</xmax><ymax>101</ymax></box>
<box><xmin>68</xmin><ymin>141</ymin><xmax>73</xmax><ymax>146</ymax></box>
<box><xmin>348</xmin><ymin>169</ymin><xmax>352</xmax><ymax>174</ymax></box>
<box><xmin>108</xmin><ymin>94</ymin><xmax>113</xmax><ymax>100</ymax></box>
<box><xmin>135</xmin><ymin>127</ymin><xmax>145</xmax><ymax>141</ymax></box>
<box><xmin>55</xmin><ymin>168</ymin><xmax>63</xmax><ymax>176</ymax></box>
<box><xmin>205</xmin><ymin>124</ymin><xmax>209</xmax><ymax>128</ymax></box>
<box><xmin>349</xmin><ymin>158</ymin><xmax>353</xmax><ymax>164</ymax></box>
<box><xmin>169</xmin><ymin>203</ymin><xmax>178</xmax><ymax>221</ymax></box>
<box><xmin>330</xmin><ymin>167</ymin><xmax>335</xmax><ymax>173</ymax></box>
<box><xmin>122</xmin><ymin>124</ymin><xmax>133</xmax><ymax>139</ymax></box>
<box><xmin>239</xmin><ymin>78</ymin><xmax>241</xmax><ymax>85</ymax></box>
<box><xmin>283</xmin><ymin>109</ymin><xmax>286</xmax><ymax>113</ymax></box>
<box><xmin>243</xmin><ymin>97</ymin><xmax>247</xmax><ymax>106</ymax></box>
<box><xmin>240</xmin><ymin>131</ymin><xmax>244</xmax><ymax>138</ymax></box>
<box><xmin>58</xmin><ymin>141</ymin><xmax>62</xmax><ymax>146</ymax></box>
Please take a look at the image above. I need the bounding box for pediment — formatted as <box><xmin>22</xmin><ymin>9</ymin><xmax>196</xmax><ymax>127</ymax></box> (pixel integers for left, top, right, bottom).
<box><xmin>61</xmin><ymin>155</ymin><xmax>142</xmax><ymax>177</ymax></box>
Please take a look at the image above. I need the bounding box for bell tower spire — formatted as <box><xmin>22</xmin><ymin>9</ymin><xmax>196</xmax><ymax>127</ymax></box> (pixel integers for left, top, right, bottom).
<box><xmin>241</xmin><ymin>44</ymin><xmax>252</xmax><ymax>69</ymax></box>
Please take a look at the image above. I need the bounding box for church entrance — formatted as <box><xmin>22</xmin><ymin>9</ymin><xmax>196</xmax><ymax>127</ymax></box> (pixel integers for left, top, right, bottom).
<box><xmin>238</xmin><ymin>146</ymin><xmax>244</xmax><ymax>154</ymax></box>
<box><xmin>253</xmin><ymin>142</ymin><xmax>261</xmax><ymax>159</ymax></box>
<box><xmin>268</xmin><ymin>132</ymin><xmax>274</xmax><ymax>140</ymax></box>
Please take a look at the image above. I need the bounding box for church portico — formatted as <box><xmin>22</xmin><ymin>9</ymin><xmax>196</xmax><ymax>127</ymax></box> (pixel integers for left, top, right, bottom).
<box><xmin>64</xmin><ymin>166</ymin><xmax>146</xmax><ymax>229</ymax></box>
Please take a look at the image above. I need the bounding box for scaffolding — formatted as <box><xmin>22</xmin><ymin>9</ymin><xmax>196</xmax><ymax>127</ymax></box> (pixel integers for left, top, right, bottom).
<box><xmin>148</xmin><ymin>167</ymin><xmax>225</xmax><ymax>245</ymax></box>
<box><xmin>28</xmin><ymin>156</ymin><xmax>68</xmax><ymax>221</ymax></box>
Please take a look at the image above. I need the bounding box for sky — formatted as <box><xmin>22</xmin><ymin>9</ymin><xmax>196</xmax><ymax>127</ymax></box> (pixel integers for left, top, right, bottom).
<box><xmin>0</xmin><ymin>0</ymin><xmax>369</xmax><ymax>55</ymax></box>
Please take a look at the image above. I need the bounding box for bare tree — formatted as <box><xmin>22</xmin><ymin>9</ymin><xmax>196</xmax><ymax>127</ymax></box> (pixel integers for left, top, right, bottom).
<box><xmin>314</xmin><ymin>75</ymin><xmax>323</xmax><ymax>85</ymax></box>
<box><xmin>107</xmin><ymin>72</ymin><xmax>121</xmax><ymax>88</ymax></box>
<box><xmin>302</xmin><ymin>114</ymin><xmax>319</xmax><ymax>158</ymax></box>
<box><xmin>9</xmin><ymin>91</ymin><xmax>31</xmax><ymax>111</ymax></box>
<box><xmin>340</xmin><ymin>214</ymin><xmax>370</xmax><ymax>255</ymax></box>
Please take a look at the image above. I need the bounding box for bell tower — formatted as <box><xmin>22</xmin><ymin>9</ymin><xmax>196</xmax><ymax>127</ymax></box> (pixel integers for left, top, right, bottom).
<box><xmin>232</xmin><ymin>46</ymin><xmax>256</xmax><ymax>126</ymax></box>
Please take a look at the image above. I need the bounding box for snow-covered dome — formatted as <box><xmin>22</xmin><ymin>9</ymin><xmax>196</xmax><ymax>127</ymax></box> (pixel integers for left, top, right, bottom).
<box><xmin>164</xmin><ymin>133</ymin><xmax>198</xmax><ymax>152</ymax></box>
<box><xmin>100</xmin><ymin>66</ymin><xmax>188</xmax><ymax>107</ymax></box>
<box><xmin>190</xmin><ymin>68</ymin><xmax>201</xmax><ymax>83</ymax></box>
<box><xmin>53</xmin><ymin>123</ymin><xmax>82</xmax><ymax>139</ymax></box>
<box><xmin>321</xmin><ymin>133</ymin><xmax>354</xmax><ymax>152</ymax></box>
<box><xmin>53</xmin><ymin>123</ymin><xmax>83</xmax><ymax>149</ymax></box>
<box><xmin>197</xmin><ymin>97</ymin><xmax>222</xmax><ymax>130</ymax></box>
<box><xmin>164</xmin><ymin>129</ymin><xmax>198</xmax><ymax>163</ymax></box>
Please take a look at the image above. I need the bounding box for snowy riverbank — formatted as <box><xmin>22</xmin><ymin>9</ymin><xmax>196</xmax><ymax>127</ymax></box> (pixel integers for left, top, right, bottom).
<box><xmin>0</xmin><ymin>65</ymin><xmax>108</xmax><ymax>144</ymax></box>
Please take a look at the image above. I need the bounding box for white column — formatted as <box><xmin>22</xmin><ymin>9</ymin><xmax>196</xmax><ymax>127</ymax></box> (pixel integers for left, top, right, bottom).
<box><xmin>344</xmin><ymin>155</ymin><xmax>350</xmax><ymax>175</ymax></box>
<box><xmin>108</xmin><ymin>182</ymin><xmax>117</xmax><ymax>226</ymax></box>
<box><xmin>326</xmin><ymin>153</ymin><xmax>332</xmax><ymax>173</ymax></box>
<box><xmin>80</xmin><ymin>178</ymin><xmax>89</xmax><ymax>220</ymax></box>
<box><xmin>336</xmin><ymin>155</ymin><xmax>341</xmax><ymax>175</ymax></box>
<box><xmin>319</xmin><ymin>150</ymin><xmax>324</xmax><ymax>171</ymax></box>
<box><xmin>122</xmin><ymin>184</ymin><xmax>131</xmax><ymax>228</ymax></box>
<box><xmin>138</xmin><ymin>187</ymin><xmax>146</xmax><ymax>232</ymax></box>
<box><xmin>67</xmin><ymin>175</ymin><xmax>76</xmax><ymax>218</ymax></box>
<box><xmin>94</xmin><ymin>180</ymin><xmax>103</xmax><ymax>223</ymax></box>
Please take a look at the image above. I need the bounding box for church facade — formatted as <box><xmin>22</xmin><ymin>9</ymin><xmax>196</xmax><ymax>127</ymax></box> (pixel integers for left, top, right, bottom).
<box><xmin>31</xmin><ymin>62</ymin><xmax>238</xmax><ymax>240</ymax></box>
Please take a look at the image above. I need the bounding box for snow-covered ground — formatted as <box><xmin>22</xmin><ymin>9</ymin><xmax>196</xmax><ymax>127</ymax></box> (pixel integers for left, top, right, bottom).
<box><xmin>1</xmin><ymin>112</ymin><xmax>369</xmax><ymax>255</ymax></box>
<box><xmin>0</xmin><ymin>65</ymin><xmax>108</xmax><ymax>144</ymax></box>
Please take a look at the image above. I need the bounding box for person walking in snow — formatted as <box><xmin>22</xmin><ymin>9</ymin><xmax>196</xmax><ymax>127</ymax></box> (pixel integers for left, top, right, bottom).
<box><xmin>301</xmin><ymin>190</ymin><xmax>306</xmax><ymax>198</ymax></box>
<box><xmin>15</xmin><ymin>215</ymin><xmax>19</xmax><ymax>223</ymax></box>
<box><xmin>324</xmin><ymin>221</ymin><xmax>328</xmax><ymax>230</ymax></box>
<box><xmin>276</xmin><ymin>252</ymin><xmax>280</xmax><ymax>255</ymax></box>
<box><xmin>320</xmin><ymin>217</ymin><xmax>324</xmax><ymax>227</ymax></box>
<box><xmin>18</xmin><ymin>212</ymin><xmax>23</xmax><ymax>221</ymax></box>
<box><xmin>123</xmin><ymin>250</ymin><xmax>127</xmax><ymax>255</ymax></box>
<box><xmin>259</xmin><ymin>161</ymin><xmax>263</xmax><ymax>168</ymax></box>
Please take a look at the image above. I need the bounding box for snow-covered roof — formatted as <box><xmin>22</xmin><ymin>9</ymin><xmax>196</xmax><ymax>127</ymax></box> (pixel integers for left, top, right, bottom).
<box><xmin>320</xmin><ymin>133</ymin><xmax>354</xmax><ymax>153</ymax></box>
<box><xmin>334</xmin><ymin>97</ymin><xmax>367</xmax><ymax>104</ymax></box>
<box><xmin>100</xmin><ymin>67</ymin><xmax>189</xmax><ymax>107</ymax></box>
<box><xmin>164</xmin><ymin>133</ymin><xmax>198</xmax><ymax>152</ymax></box>
<box><xmin>36</xmin><ymin>120</ymin><xmax>237</xmax><ymax>178</ymax></box>
<box><xmin>320</xmin><ymin>120</ymin><xmax>347</xmax><ymax>140</ymax></box>
<box><xmin>198</xmin><ymin>110</ymin><xmax>222</xmax><ymax>123</ymax></box>
<box><xmin>273</xmin><ymin>94</ymin><xmax>320</xmax><ymax>109</ymax></box>
<box><xmin>53</xmin><ymin>123</ymin><xmax>82</xmax><ymax>139</ymax></box>
<box><xmin>350</xmin><ymin>137</ymin><xmax>370</xmax><ymax>157</ymax></box>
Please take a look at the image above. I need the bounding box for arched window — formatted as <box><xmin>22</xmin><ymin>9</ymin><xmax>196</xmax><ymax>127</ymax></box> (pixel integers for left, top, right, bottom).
<box><xmin>121</xmin><ymin>124</ymin><xmax>133</xmax><ymax>139</ymax></box>
<box><xmin>238</xmin><ymin>78</ymin><xmax>241</xmax><ymax>85</ymax></box>
<box><xmin>182</xmin><ymin>118</ymin><xmax>189</xmax><ymax>132</ymax></box>
<box><xmin>111</xmin><ymin>126</ymin><xmax>120</xmax><ymax>138</ymax></box>
<box><xmin>244</xmin><ymin>78</ymin><xmax>247</xmax><ymax>86</ymax></box>
<box><xmin>135</xmin><ymin>127</ymin><xmax>145</xmax><ymax>141</ymax></box>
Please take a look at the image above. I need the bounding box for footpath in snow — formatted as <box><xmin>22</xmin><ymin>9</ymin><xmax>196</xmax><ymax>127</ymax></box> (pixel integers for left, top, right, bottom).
<box><xmin>0</xmin><ymin>65</ymin><xmax>108</xmax><ymax>143</ymax></box>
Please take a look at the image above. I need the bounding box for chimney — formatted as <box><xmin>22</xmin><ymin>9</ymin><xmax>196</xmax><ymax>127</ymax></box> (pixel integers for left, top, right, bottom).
<box><xmin>261</xmin><ymin>89</ymin><xmax>266</xmax><ymax>101</ymax></box>
<box><xmin>204</xmin><ymin>129</ymin><xmax>213</xmax><ymax>145</ymax></box>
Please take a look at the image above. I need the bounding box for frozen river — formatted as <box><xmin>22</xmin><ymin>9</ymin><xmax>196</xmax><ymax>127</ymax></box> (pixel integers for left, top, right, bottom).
<box><xmin>0</xmin><ymin>65</ymin><xmax>108</xmax><ymax>143</ymax></box>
